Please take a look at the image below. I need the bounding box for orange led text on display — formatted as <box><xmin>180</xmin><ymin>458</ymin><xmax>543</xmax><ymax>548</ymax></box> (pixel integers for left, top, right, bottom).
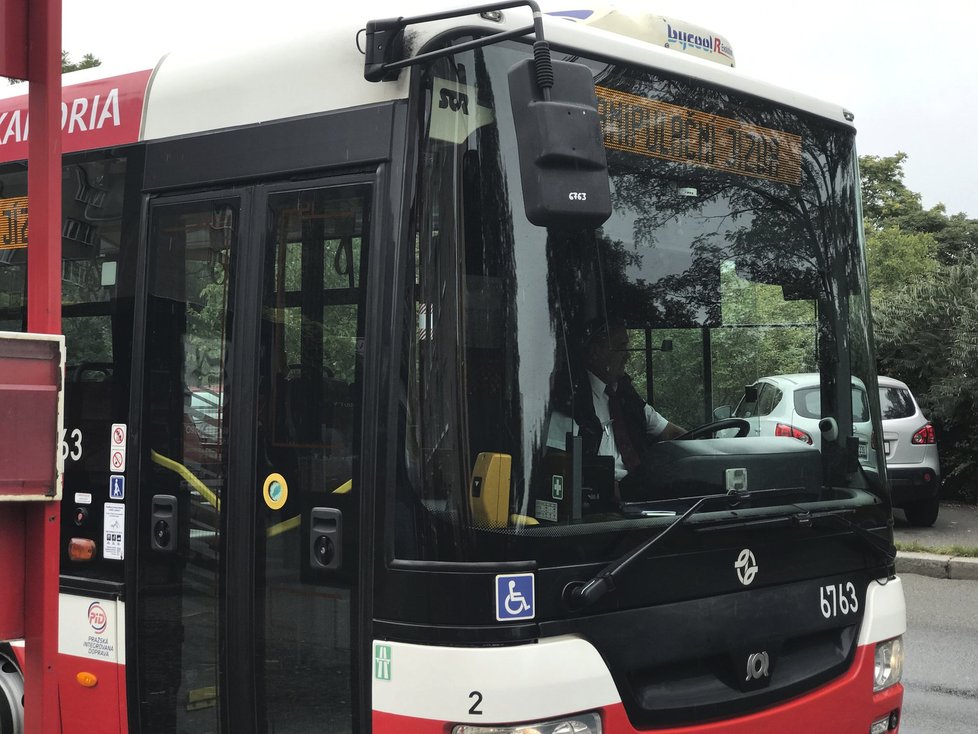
<box><xmin>0</xmin><ymin>195</ymin><xmax>28</xmax><ymax>249</ymax></box>
<box><xmin>596</xmin><ymin>87</ymin><xmax>802</xmax><ymax>186</ymax></box>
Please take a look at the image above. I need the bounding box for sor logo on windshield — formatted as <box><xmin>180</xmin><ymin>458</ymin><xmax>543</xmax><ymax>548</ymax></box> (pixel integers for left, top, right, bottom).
<box><xmin>734</xmin><ymin>548</ymin><xmax>758</xmax><ymax>586</ymax></box>
<box><xmin>438</xmin><ymin>88</ymin><xmax>469</xmax><ymax>115</ymax></box>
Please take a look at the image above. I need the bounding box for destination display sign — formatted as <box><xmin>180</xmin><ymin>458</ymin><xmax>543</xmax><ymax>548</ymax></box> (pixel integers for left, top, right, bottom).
<box><xmin>596</xmin><ymin>87</ymin><xmax>803</xmax><ymax>186</ymax></box>
<box><xmin>0</xmin><ymin>195</ymin><xmax>28</xmax><ymax>249</ymax></box>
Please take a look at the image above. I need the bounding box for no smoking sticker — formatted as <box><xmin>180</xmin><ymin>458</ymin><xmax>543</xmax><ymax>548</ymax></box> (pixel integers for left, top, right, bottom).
<box><xmin>109</xmin><ymin>424</ymin><xmax>127</xmax><ymax>472</ymax></box>
<box><xmin>109</xmin><ymin>448</ymin><xmax>126</xmax><ymax>473</ymax></box>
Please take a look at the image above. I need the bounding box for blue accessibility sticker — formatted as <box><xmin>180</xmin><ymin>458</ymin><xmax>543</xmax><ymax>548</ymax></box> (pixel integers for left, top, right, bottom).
<box><xmin>109</xmin><ymin>475</ymin><xmax>125</xmax><ymax>500</ymax></box>
<box><xmin>495</xmin><ymin>573</ymin><xmax>535</xmax><ymax>621</ymax></box>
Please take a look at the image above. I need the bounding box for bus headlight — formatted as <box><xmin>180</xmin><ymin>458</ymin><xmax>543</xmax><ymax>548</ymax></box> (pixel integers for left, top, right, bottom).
<box><xmin>453</xmin><ymin>712</ymin><xmax>601</xmax><ymax>734</ymax></box>
<box><xmin>873</xmin><ymin>636</ymin><xmax>903</xmax><ymax>692</ymax></box>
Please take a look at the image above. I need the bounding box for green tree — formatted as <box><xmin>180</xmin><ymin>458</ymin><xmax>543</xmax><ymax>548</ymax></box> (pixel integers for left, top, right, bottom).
<box><xmin>61</xmin><ymin>52</ymin><xmax>101</xmax><ymax>74</ymax></box>
<box><xmin>860</xmin><ymin>151</ymin><xmax>978</xmax><ymax>266</ymax></box>
<box><xmin>859</xmin><ymin>151</ymin><xmax>978</xmax><ymax>500</ymax></box>
<box><xmin>860</xmin><ymin>153</ymin><xmax>926</xmax><ymax>230</ymax></box>
<box><xmin>932</xmin><ymin>213</ymin><xmax>978</xmax><ymax>264</ymax></box>
<box><xmin>6</xmin><ymin>51</ymin><xmax>101</xmax><ymax>84</ymax></box>
<box><xmin>859</xmin><ymin>153</ymin><xmax>945</xmax><ymax>304</ymax></box>
<box><xmin>865</xmin><ymin>227</ymin><xmax>938</xmax><ymax>299</ymax></box>
<box><xmin>874</xmin><ymin>258</ymin><xmax>978</xmax><ymax>500</ymax></box>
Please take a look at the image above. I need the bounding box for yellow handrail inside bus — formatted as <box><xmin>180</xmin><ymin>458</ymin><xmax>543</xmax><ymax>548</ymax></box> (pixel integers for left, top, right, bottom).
<box><xmin>266</xmin><ymin>515</ymin><xmax>301</xmax><ymax>537</ymax></box>
<box><xmin>150</xmin><ymin>449</ymin><xmax>221</xmax><ymax>511</ymax></box>
<box><xmin>267</xmin><ymin>479</ymin><xmax>350</xmax><ymax>536</ymax></box>
<box><xmin>149</xmin><ymin>450</ymin><xmax>351</xmax><ymax>537</ymax></box>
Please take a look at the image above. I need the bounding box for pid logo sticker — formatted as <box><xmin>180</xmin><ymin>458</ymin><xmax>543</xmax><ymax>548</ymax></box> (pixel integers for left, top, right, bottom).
<box><xmin>88</xmin><ymin>602</ymin><xmax>108</xmax><ymax>634</ymax></box>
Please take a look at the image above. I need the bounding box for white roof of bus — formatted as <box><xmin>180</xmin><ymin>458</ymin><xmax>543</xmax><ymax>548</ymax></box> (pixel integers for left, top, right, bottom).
<box><xmin>6</xmin><ymin>2</ymin><xmax>856</xmax><ymax>144</ymax></box>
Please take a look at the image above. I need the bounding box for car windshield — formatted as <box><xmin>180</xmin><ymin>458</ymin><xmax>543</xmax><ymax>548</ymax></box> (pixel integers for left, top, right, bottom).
<box><xmin>396</xmin><ymin>40</ymin><xmax>887</xmax><ymax>564</ymax></box>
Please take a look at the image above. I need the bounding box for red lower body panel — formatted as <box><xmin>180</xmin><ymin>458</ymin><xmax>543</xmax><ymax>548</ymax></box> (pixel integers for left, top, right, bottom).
<box><xmin>0</xmin><ymin>509</ymin><xmax>25</xmax><ymax>640</ymax></box>
<box><xmin>58</xmin><ymin>654</ymin><xmax>127</xmax><ymax>734</ymax></box>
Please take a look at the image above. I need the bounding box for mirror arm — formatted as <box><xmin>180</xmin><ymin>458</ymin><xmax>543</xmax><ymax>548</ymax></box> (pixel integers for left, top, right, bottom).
<box><xmin>377</xmin><ymin>25</ymin><xmax>534</xmax><ymax>78</ymax></box>
<box><xmin>363</xmin><ymin>0</ymin><xmax>551</xmax><ymax>84</ymax></box>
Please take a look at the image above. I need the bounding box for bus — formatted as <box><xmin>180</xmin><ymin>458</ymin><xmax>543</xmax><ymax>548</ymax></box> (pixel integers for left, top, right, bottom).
<box><xmin>0</xmin><ymin>2</ymin><xmax>905</xmax><ymax>732</ymax></box>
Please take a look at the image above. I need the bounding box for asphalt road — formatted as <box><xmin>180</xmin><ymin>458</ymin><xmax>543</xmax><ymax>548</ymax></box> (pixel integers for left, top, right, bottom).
<box><xmin>900</xmin><ymin>573</ymin><xmax>978</xmax><ymax>733</ymax></box>
<box><xmin>893</xmin><ymin>502</ymin><xmax>978</xmax><ymax>550</ymax></box>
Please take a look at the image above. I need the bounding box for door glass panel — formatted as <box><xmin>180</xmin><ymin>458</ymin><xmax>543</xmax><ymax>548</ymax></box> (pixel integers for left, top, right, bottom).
<box><xmin>256</xmin><ymin>185</ymin><xmax>369</xmax><ymax>733</ymax></box>
<box><xmin>137</xmin><ymin>198</ymin><xmax>237</xmax><ymax>734</ymax></box>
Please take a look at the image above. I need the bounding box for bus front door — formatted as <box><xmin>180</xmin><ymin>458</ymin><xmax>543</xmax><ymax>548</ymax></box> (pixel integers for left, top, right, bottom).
<box><xmin>135</xmin><ymin>181</ymin><xmax>370</xmax><ymax>734</ymax></box>
<box><xmin>251</xmin><ymin>182</ymin><xmax>370</xmax><ymax>733</ymax></box>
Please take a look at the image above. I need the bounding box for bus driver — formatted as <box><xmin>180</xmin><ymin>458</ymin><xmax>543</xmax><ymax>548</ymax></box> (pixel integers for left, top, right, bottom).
<box><xmin>547</xmin><ymin>319</ymin><xmax>685</xmax><ymax>495</ymax></box>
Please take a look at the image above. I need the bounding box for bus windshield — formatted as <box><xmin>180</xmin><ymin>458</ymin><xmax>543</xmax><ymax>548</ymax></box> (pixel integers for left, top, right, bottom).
<box><xmin>397</xmin><ymin>40</ymin><xmax>885</xmax><ymax>564</ymax></box>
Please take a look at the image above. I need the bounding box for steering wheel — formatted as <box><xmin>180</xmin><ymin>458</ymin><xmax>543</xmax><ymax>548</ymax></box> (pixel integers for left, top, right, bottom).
<box><xmin>673</xmin><ymin>417</ymin><xmax>751</xmax><ymax>440</ymax></box>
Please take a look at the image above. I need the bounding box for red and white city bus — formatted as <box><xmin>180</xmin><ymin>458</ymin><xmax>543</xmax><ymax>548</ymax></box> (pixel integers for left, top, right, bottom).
<box><xmin>0</xmin><ymin>2</ymin><xmax>905</xmax><ymax>733</ymax></box>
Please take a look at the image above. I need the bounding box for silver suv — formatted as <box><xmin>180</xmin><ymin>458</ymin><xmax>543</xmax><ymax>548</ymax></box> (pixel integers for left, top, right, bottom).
<box><xmin>879</xmin><ymin>376</ymin><xmax>941</xmax><ymax>526</ymax></box>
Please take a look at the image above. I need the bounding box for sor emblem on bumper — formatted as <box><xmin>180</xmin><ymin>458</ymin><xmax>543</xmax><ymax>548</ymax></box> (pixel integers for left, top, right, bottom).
<box><xmin>746</xmin><ymin>651</ymin><xmax>770</xmax><ymax>681</ymax></box>
<box><xmin>734</xmin><ymin>649</ymin><xmax>774</xmax><ymax>691</ymax></box>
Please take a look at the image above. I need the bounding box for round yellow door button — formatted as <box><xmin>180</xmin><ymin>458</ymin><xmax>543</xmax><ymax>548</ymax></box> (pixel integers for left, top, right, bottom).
<box><xmin>263</xmin><ymin>473</ymin><xmax>288</xmax><ymax>510</ymax></box>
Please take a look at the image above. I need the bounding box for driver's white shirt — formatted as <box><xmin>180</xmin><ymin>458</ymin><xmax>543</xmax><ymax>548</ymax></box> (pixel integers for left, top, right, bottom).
<box><xmin>547</xmin><ymin>371</ymin><xmax>668</xmax><ymax>480</ymax></box>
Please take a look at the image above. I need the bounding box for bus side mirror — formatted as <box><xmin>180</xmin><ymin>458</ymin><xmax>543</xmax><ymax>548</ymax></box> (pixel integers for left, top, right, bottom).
<box><xmin>508</xmin><ymin>58</ymin><xmax>612</xmax><ymax>229</ymax></box>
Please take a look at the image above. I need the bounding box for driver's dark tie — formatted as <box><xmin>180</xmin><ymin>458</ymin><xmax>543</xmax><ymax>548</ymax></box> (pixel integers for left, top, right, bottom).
<box><xmin>606</xmin><ymin>383</ymin><xmax>641</xmax><ymax>471</ymax></box>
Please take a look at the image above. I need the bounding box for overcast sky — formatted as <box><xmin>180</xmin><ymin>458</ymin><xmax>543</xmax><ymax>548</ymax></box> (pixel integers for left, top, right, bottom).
<box><xmin>61</xmin><ymin>0</ymin><xmax>977</xmax><ymax>217</ymax></box>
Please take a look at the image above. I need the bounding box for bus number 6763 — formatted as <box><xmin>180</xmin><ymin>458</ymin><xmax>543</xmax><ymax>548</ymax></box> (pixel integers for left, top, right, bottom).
<box><xmin>820</xmin><ymin>582</ymin><xmax>858</xmax><ymax>619</ymax></box>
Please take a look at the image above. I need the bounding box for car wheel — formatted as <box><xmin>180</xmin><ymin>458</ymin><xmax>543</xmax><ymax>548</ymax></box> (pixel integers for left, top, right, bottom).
<box><xmin>0</xmin><ymin>649</ymin><xmax>24</xmax><ymax>734</ymax></box>
<box><xmin>904</xmin><ymin>498</ymin><xmax>940</xmax><ymax>527</ymax></box>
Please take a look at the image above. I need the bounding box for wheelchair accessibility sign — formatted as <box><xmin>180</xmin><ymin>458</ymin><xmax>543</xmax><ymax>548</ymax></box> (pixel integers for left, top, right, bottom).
<box><xmin>495</xmin><ymin>573</ymin><xmax>534</xmax><ymax>621</ymax></box>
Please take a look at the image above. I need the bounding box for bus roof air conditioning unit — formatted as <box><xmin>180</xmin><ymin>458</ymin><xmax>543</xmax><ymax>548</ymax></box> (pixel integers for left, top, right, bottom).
<box><xmin>549</xmin><ymin>4</ymin><xmax>737</xmax><ymax>67</ymax></box>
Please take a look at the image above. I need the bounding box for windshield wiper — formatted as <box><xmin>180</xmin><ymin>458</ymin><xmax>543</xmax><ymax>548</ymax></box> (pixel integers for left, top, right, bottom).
<box><xmin>563</xmin><ymin>492</ymin><xmax>737</xmax><ymax>610</ymax></box>
<box><xmin>694</xmin><ymin>506</ymin><xmax>897</xmax><ymax>562</ymax></box>
<box><xmin>800</xmin><ymin>508</ymin><xmax>897</xmax><ymax>563</ymax></box>
<box><xmin>563</xmin><ymin>490</ymin><xmax>895</xmax><ymax>611</ymax></box>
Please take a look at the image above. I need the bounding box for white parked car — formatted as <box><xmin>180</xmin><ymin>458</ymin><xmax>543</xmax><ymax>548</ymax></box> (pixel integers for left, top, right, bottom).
<box><xmin>878</xmin><ymin>376</ymin><xmax>941</xmax><ymax>526</ymax></box>
<box><xmin>726</xmin><ymin>374</ymin><xmax>874</xmax><ymax>463</ymax></box>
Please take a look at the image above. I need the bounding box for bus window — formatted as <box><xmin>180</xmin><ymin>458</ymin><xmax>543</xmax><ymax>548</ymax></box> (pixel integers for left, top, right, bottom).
<box><xmin>0</xmin><ymin>155</ymin><xmax>133</xmax><ymax>579</ymax></box>
<box><xmin>0</xmin><ymin>165</ymin><xmax>27</xmax><ymax>331</ymax></box>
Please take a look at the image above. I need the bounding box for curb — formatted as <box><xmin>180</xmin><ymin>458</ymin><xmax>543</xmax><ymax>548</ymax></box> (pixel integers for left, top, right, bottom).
<box><xmin>895</xmin><ymin>551</ymin><xmax>978</xmax><ymax>580</ymax></box>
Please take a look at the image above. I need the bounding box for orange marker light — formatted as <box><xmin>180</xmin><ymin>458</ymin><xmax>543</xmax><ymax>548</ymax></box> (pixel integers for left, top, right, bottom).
<box><xmin>75</xmin><ymin>671</ymin><xmax>98</xmax><ymax>688</ymax></box>
<box><xmin>68</xmin><ymin>538</ymin><xmax>96</xmax><ymax>562</ymax></box>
